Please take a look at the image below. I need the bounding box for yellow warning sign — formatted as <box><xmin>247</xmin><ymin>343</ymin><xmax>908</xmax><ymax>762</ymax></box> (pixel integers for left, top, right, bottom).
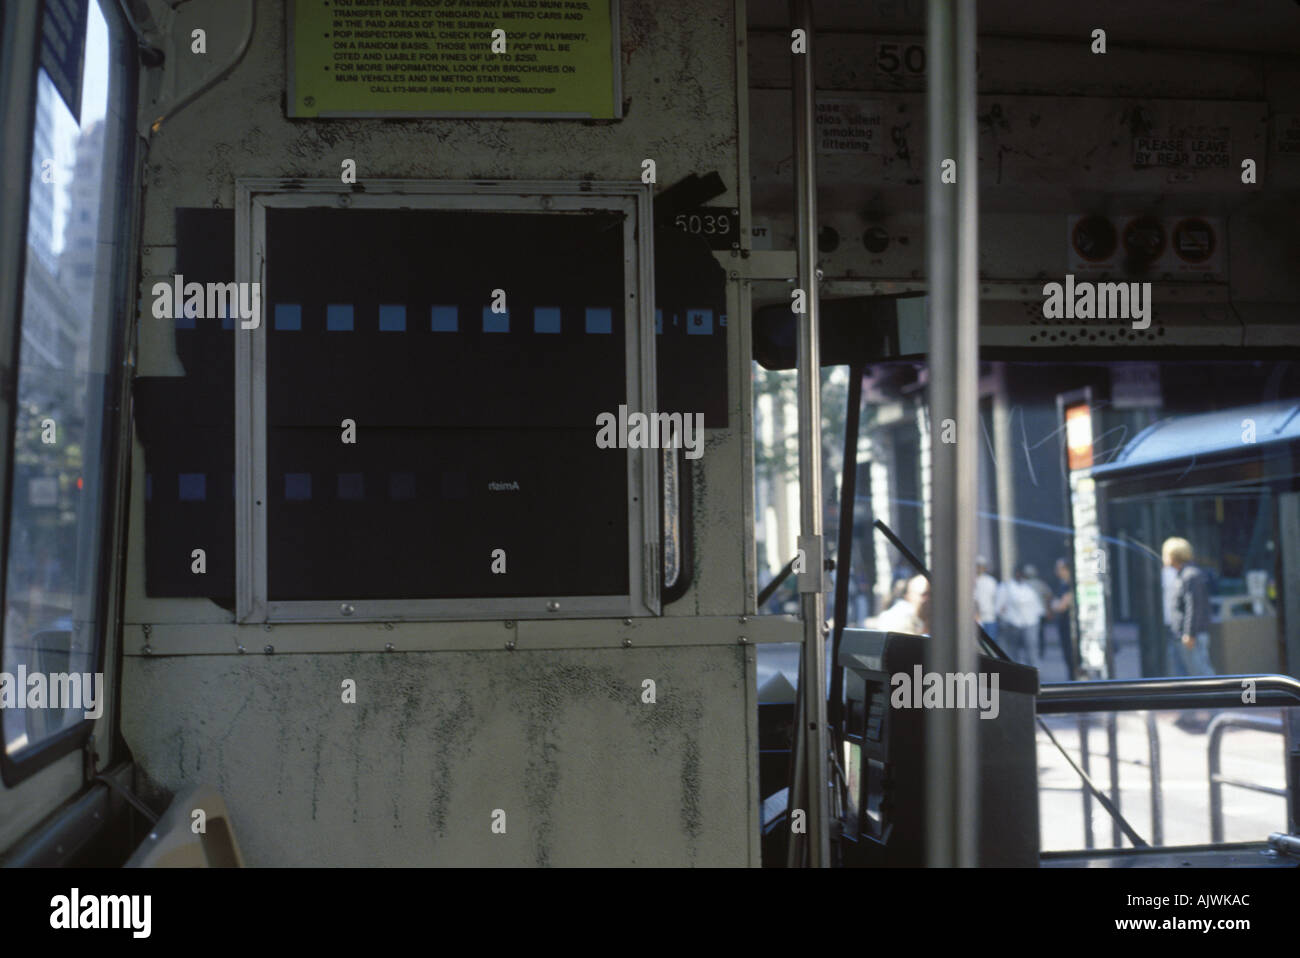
<box><xmin>288</xmin><ymin>0</ymin><xmax>620</xmax><ymax>118</ymax></box>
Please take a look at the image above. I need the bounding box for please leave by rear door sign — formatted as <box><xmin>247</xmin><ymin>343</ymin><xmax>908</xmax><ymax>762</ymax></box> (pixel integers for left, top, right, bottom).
<box><xmin>288</xmin><ymin>0</ymin><xmax>620</xmax><ymax>118</ymax></box>
<box><xmin>1132</xmin><ymin>126</ymin><xmax>1231</xmax><ymax>169</ymax></box>
<box><xmin>1275</xmin><ymin>115</ymin><xmax>1300</xmax><ymax>155</ymax></box>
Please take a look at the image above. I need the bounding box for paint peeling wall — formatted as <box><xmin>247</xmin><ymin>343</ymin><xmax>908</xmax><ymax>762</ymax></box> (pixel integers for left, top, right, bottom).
<box><xmin>123</xmin><ymin>646</ymin><xmax>755</xmax><ymax>866</ymax></box>
<box><xmin>119</xmin><ymin>0</ymin><xmax>769</xmax><ymax>865</ymax></box>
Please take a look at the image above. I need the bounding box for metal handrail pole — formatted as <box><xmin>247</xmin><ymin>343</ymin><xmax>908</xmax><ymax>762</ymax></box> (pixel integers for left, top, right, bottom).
<box><xmin>924</xmin><ymin>0</ymin><xmax>980</xmax><ymax>870</ymax></box>
<box><xmin>1078</xmin><ymin>714</ymin><xmax>1095</xmax><ymax>849</ymax></box>
<box><xmin>1145</xmin><ymin>711</ymin><xmax>1164</xmax><ymax>846</ymax></box>
<box><xmin>1038</xmin><ymin>674</ymin><xmax>1300</xmax><ymax>713</ymax></box>
<box><xmin>1107</xmin><ymin>711</ymin><xmax>1121</xmax><ymax>847</ymax></box>
<box><xmin>790</xmin><ymin>0</ymin><xmax>829</xmax><ymax>868</ymax></box>
<box><xmin>1207</xmin><ymin>712</ymin><xmax>1284</xmax><ymax>844</ymax></box>
<box><xmin>1284</xmin><ymin>709</ymin><xmax>1299</xmax><ymax>835</ymax></box>
<box><xmin>785</xmin><ymin>656</ymin><xmax>807</xmax><ymax>867</ymax></box>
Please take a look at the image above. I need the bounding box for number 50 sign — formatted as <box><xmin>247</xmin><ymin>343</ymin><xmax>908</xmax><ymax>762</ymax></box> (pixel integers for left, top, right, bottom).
<box><xmin>874</xmin><ymin>39</ymin><xmax>981</xmax><ymax>85</ymax></box>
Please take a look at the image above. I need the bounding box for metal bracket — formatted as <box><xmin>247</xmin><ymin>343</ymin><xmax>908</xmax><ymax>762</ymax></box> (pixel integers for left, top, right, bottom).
<box><xmin>796</xmin><ymin>534</ymin><xmax>826</xmax><ymax>593</ymax></box>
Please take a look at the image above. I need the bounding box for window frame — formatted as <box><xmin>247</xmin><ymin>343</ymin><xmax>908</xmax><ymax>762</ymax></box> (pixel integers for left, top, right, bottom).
<box><xmin>0</xmin><ymin>0</ymin><xmax>137</xmax><ymax>786</ymax></box>
<box><xmin>233</xmin><ymin>179</ymin><xmax>661</xmax><ymax>624</ymax></box>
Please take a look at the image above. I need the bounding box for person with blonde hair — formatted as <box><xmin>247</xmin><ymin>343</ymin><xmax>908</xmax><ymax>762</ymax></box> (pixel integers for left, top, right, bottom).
<box><xmin>1162</xmin><ymin>537</ymin><xmax>1214</xmax><ymax>677</ymax></box>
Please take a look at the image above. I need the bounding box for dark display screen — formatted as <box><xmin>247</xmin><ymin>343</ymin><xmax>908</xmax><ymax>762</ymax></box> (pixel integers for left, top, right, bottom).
<box><xmin>139</xmin><ymin>201</ymin><xmax>729</xmax><ymax>606</ymax></box>
<box><xmin>263</xmin><ymin>208</ymin><xmax>630</xmax><ymax>600</ymax></box>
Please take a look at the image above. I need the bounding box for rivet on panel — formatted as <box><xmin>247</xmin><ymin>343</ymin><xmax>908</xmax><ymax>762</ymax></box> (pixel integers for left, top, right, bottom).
<box><xmin>622</xmin><ymin>638</ymin><xmax>632</xmax><ymax>648</ymax></box>
<box><xmin>622</xmin><ymin>617</ymin><xmax>632</xmax><ymax>626</ymax></box>
<box><xmin>264</xmin><ymin>644</ymin><xmax>274</xmax><ymax>654</ymax></box>
<box><xmin>385</xmin><ymin>643</ymin><xmax>394</xmax><ymax>652</ymax></box>
<box><xmin>504</xmin><ymin>620</ymin><xmax>515</xmax><ymax>629</ymax></box>
<box><xmin>506</xmin><ymin>640</ymin><xmax>516</xmax><ymax>651</ymax></box>
<box><xmin>547</xmin><ymin>600</ymin><xmax>560</xmax><ymax>612</ymax></box>
<box><xmin>341</xmin><ymin>602</ymin><xmax>355</xmax><ymax>616</ymax></box>
<box><xmin>142</xmin><ymin>645</ymin><xmax>152</xmax><ymax>655</ymax></box>
<box><xmin>738</xmin><ymin>636</ymin><xmax>749</xmax><ymax>644</ymax></box>
<box><xmin>237</xmin><ymin>645</ymin><xmax>246</xmax><ymax>654</ymax></box>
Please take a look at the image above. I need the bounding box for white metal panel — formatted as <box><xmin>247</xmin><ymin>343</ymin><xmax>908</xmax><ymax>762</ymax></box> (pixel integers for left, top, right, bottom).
<box><xmin>123</xmin><ymin>645</ymin><xmax>757</xmax><ymax>866</ymax></box>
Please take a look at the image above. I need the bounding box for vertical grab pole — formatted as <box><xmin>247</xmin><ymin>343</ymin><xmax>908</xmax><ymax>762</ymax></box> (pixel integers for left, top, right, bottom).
<box><xmin>790</xmin><ymin>0</ymin><xmax>830</xmax><ymax>868</ymax></box>
<box><xmin>925</xmin><ymin>0</ymin><xmax>980</xmax><ymax>867</ymax></box>
<box><xmin>1079</xmin><ymin>714</ymin><xmax>1095</xmax><ymax>848</ymax></box>
<box><xmin>1107</xmin><ymin>711</ymin><xmax>1122</xmax><ymax>847</ymax></box>
<box><xmin>1146</xmin><ymin>711</ymin><xmax>1164</xmax><ymax>846</ymax></box>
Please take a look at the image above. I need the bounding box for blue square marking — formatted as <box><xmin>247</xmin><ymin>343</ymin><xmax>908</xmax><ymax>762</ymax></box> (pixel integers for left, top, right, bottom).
<box><xmin>483</xmin><ymin>307</ymin><xmax>509</xmax><ymax>333</ymax></box>
<box><xmin>178</xmin><ymin>473</ymin><xmax>206</xmax><ymax>501</ymax></box>
<box><xmin>655</xmin><ymin>309</ymin><xmax>663</xmax><ymax>335</ymax></box>
<box><xmin>534</xmin><ymin>307</ymin><xmax>561</xmax><ymax>334</ymax></box>
<box><xmin>145</xmin><ymin>474</ymin><xmax>152</xmax><ymax>502</ymax></box>
<box><xmin>431</xmin><ymin>305</ymin><xmax>458</xmax><ymax>332</ymax></box>
<box><xmin>585</xmin><ymin>307</ymin><xmax>613</xmax><ymax>334</ymax></box>
<box><xmin>327</xmin><ymin>304</ymin><xmax>354</xmax><ymax>331</ymax></box>
<box><xmin>274</xmin><ymin>304</ymin><xmax>302</xmax><ymax>331</ymax></box>
<box><xmin>687</xmin><ymin>309</ymin><xmax>713</xmax><ymax>335</ymax></box>
<box><xmin>379</xmin><ymin>305</ymin><xmax>406</xmax><ymax>331</ymax></box>
<box><xmin>285</xmin><ymin>473</ymin><xmax>312</xmax><ymax>501</ymax></box>
<box><xmin>389</xmin><ymin>472</ymin><xmax>416</xmax><ymax>501</ymax></box>
<box><xmin>337</xmin><ymin>473</ymin><xmax>364</xmax><ymax>500</ymax></box>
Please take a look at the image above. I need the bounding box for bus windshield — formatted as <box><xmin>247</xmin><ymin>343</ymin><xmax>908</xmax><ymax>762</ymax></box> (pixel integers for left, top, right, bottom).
<box><xmin>754</xmin><ymin>358</ymin><xmax>1300</xmax><ymax>684</ymax></box>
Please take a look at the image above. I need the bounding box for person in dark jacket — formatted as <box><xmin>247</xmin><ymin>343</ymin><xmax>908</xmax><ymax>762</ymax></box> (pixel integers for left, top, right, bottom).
<box><xmin>1049</xmin><ymin>558</ymin><xmax>1078</xmax><ymax>679</ymax></box>
<box><xmin>1163</xmin><ymin>537</ymin><xmax>1214</xmax><ymax>676</ymax></box>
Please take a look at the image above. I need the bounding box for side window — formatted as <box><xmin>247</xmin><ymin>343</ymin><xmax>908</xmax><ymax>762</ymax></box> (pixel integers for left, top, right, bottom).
<box><xmin>2</xmin><ymin>0</ymin><xmax>123</xmax><ymax>765</ymax></box>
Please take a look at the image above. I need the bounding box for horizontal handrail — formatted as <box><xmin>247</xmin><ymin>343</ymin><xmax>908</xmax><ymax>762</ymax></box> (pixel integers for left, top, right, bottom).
<box><xmin>1037</xmin><ymin>674</ymin><xmax>1300</xmax><ymax>714</ymax></box>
